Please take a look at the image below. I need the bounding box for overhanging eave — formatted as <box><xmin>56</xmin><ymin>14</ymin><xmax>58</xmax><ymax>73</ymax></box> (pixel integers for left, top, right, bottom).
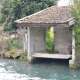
<box><xmin>15</xmin><ymin>23</ymin><xmax>69</xmax><ymax>27</ymax></box>
<box><xmin>68</xmin><ymin>19</ymin><xmax>75</xmax><ymax>26</ymax></box>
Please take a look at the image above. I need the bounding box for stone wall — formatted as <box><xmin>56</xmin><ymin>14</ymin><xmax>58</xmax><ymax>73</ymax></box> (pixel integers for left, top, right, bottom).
<box><xmin>54</xmin><ymin>27</ymin><xmax>72</xmax><ymax>54</ymax></box>
<box><xmin>29</xmin><ymin>27</ymin><xmax>46</xmax><ymax>56</ymax></box>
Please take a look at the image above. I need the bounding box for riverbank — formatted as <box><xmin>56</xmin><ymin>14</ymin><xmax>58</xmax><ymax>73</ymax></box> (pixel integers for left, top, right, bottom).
<box><xmin>0</xmin><ymin>50</ymin><xmax>27</xmax><ymax>61</ymax></box>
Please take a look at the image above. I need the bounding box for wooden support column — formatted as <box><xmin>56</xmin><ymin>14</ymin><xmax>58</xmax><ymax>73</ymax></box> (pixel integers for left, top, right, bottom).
<box><xmin>72</xmin><ymin>29</ymin><xmax>75</xmax><ymax>60</ymax></box>
<box><xmin>69</xmin><ymin>29</ymin><xmax>75</xmax><ymax>68</ymax></box>
<box><xmin>23</xmin><ymin>33</ymin><xmax>27</xmax><ymax>53</ymax></box>
<box><xmin>27</xmin><ymin>27</ymin><xmax>32</xmax><ymax>62</ymax></box>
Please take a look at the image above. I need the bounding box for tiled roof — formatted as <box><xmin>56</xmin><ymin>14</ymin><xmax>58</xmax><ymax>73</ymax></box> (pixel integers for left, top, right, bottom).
<box><xmin>15</xmin><ymin>6</ymin><xmax>74</xmax><ymax>24</ymax></box>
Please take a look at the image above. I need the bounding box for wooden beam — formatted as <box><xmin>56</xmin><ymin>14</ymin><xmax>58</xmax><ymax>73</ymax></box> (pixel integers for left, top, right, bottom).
<box><xmin>16</xmin><ymin>23</ymin><xmax>69</xmax><ymax>27</ymax></box>
<box><xmin>32</xmin><ymin>53</ymin><xmax>72</xmax><ymax>59</ymax></box>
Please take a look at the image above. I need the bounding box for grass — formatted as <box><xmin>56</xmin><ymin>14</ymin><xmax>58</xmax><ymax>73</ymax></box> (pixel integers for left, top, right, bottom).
<box><xmin>21</xmin><ymin>52</ymin><xmax>28</xmax><ymax>61</ymax></box>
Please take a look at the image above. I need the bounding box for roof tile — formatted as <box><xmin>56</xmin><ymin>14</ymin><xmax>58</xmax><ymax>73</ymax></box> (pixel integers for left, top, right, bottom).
<box><xmin>15</xmin><ymin>6</ymin><xmax>74</xmax><ymax>24</ymax></box>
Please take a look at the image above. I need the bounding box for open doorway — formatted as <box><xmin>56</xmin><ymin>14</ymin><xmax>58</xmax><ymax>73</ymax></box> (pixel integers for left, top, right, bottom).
<box><xmin>46</xmin><ymin>27</ymin><xmax>54</xmax><ymax>53</ymax></box>
<box><xmin>32</xmin><ymin>27</ymin><xmax>72</xmax><ymax>62</ymax></box>
<box><xmin>46</xmin><ymin>27</ymin><xmax>72</xmax><ymax>55</ymax></box>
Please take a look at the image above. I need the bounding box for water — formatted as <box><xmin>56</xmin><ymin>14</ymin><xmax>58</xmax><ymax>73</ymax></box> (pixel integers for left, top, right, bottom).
<box><xmin>0</xmin><ymin>58</ymin><xmax>80</xmax><ymax>80</ymax></box>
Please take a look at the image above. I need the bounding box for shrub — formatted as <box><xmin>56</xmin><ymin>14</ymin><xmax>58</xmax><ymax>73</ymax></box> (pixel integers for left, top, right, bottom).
<box><xmin>6</xmin><ymin>37</ymin><xmax>23</xmax><ymax>51</ymax></box>
<box><xmin>46</xmin><ymin>28</ymin><xmax>54</xmax><ymax>52</ymax></box>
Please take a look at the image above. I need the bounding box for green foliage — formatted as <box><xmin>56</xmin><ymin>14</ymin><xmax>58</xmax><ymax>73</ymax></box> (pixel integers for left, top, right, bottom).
<box><xmin>46</xmin><ymin>28</ymin><xmax>54</xmax><ymax>52</ymax></box>
<box><xmin>7</xmin><ymin>37</ymin><xmax>23</xmax><ymax>51</ymax></box>
<box><xmin>4</xmin><ymin>23</ymin><xmax>13</xmax><ymax>31</ymax></box>
<box><xmin>0</xmin><ymin>0</ymin><xmax>56</xmax><ymax>31</ymax></box>
<box><xmin>21</xmin><ymin>52</ymin><xmax>27</xmax><ymax>61</ymax></box>
<box><xmin>70</xmin><ymin>0</ymin><xmax>80</xmax><ymax>51</ymax></box>
<box><xmin>70</xmin><ymin>0</ymin><xmax>80</xmax><ymax>67</ymax></box>
<box><xmin>7</xmin><ymin>40</ymin><xmax>16</xmax><ymax>51</ymax></box>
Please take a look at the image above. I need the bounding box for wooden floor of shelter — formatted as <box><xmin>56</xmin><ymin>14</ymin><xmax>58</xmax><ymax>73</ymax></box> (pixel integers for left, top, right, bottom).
<box><xmin>32</xmin><ymin>53</ymin><xmax>72</xmax><ymax>59</ymax></box>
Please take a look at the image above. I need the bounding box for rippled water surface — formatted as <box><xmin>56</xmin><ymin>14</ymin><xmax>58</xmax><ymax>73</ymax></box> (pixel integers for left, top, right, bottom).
<box><xmin>0</xmin><ymin>58</ymin><xmax>80</xmax><ymax>80</ymax></box>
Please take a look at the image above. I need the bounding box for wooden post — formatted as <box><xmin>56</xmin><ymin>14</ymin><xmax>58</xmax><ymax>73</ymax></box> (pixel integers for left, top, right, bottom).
<box><xmin>69</xmin><ymin>29</ymin><xmax>75</xmax><ymax>68</ymax></box>
<box><xmin>72</xmin><ymin>29</ymin><xmax>75</xmax><ymax>60</ymax></box>
<box><xmin>23</xmin><ymin>33</ymin><xmax>27</xmax><ymax>53</ymax></box>
<box><xmin>27</xmin><ymin>27</ymin><xmax>32</xmax><ymax>62</ymax></box>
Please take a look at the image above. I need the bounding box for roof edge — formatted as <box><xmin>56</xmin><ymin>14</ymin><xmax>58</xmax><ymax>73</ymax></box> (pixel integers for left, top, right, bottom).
<box><xmin>14</xmin><ymin>6</ymin><xmax>56</xmax><ymax>23</ymax></box>
<box><xmin>15</xmin><ymin>6</ymin><xmax>70</xmax><ymax>23</ymax></box>
<box><xmin>64</xmin><ymin>17</ymin><xmax>75</xmax><ymax>23</ymax></box>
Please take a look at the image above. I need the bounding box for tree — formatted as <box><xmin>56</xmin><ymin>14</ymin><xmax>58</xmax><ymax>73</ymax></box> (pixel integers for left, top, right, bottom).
<box><xmin>70</xmin><ymin>0</ymin><xmax>80</xmax><ymax>67</ymax></box>
<box><xmin>0</xmin><ymin>0</ymin><xmax>15</xmax><ymax>30</ymax></box>
<box><xmin>0</xmin><ymin>0</ymin><xmax>56</xmax><ymax>31</ymax></box>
